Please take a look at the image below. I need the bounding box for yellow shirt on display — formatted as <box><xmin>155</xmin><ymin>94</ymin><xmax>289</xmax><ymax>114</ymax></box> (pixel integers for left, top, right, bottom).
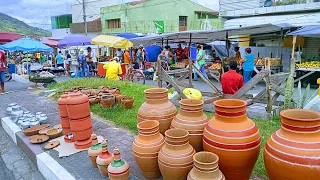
<box><xmin>103</xmin><ymin>60</ymin><xmax>122</xmax><ymax>80</ymax></box>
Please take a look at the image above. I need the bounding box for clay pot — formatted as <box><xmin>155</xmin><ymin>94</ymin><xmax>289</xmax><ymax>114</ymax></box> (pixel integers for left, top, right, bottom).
<box><xmin>171</xmin><ymin>99</ymin><xmax>208</xmax><ymax>152</ymax></box>
<box><xmin>98</xmin><ymin>86</ymin><xmax>106</xmax><ymax>90</ymax></box>
<box><xmin>187</xmin><ymin>152</ymin><xmax>225</xmax><ymax>180</ymax></box>
<box><xmin>138</xmin><ymin>88</ymin><xmax>177</xmax><ymax>135</ymax></box>
<box><xmin>158</xmin><ymin>129</ymin><xmax>195</xmax><ymax>180</ymax></box>
<box><xmin>88</xmin><ymin>134</ymin><xmax>102</xmax><ymax>168</ymax></box>
<box><xmin>89</xmin><ymin>95</ymin><xmax>100</xmax><ymax>105</ymax></box>
<box><xmin>69</xmin><ymin>116</ymin><xmax>93</xmax><ymax>141</ymax></box>
<box><xmin>203</xmin><ymin>99</ymin><xmax>261</xmax><ymax>180</ymax></box>
<box><xmin>115</xmin><ymin>94</ymin><xmax>125</xmax><ymax>104</ymax></box>
<box><xmin>61</xmin><ymin>117</ymin><xmax>71</xmax><ymax>135</ymax></box>
<box><xmin>132</xmin><ymin>121</ymin><xmax>164</xmax><ymax>179</ymax></box>
<box><xmin>90</xmin><ymin>89</ymin><xmax>98</xmax><ymax>96</ymax></box>
<box><xmin>101</xmin><ymin>95</ymin><xmax>115</xmax><ymax>108</ymax></box>
<box><xmin>58</xmin><ymin>93</ymin><xmax>69</xmax><ymax>118</ymax></box>
<box><xmin>107</xmin><ymin>88</ymin><xmax>120</xmax><ymax>94</ymax></box>
<box><xmin>264</xmin><ymin>109</ymin><xmax>320</xmax><ymax>180</ymax></box>
<box><xmin>66</xmin><ymin>91</ymin><xmax>91</xmax><ymax>119</ymax></box>
<box><xmin>97</xmin><ymin>139</ymin><xmax>114</xmax><ymax>177</ymax></box>
<box><xmin>75</xmin><ymin>138</ymin><xmax>92</xmax><ymax>149</ymax></box>
<box><xmin>121</xmin><ymin>97</ymin><xmax>134</xmax><ymax>109</ymax></box>
<box><xmin>108</xmin><ymin>147</ymin><xmax>129</xmax><ymax>180</ymax></box>
<box><xmin>81</xmin><ymin>88</ymin><xmax>92</xmax><ymax>95</ymax></box>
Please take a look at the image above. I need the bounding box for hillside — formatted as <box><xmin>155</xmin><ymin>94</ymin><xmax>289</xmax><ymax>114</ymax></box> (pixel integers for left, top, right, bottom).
<box><xmin>0</xmin><ymin>12</ymin><xmax>51</xmax><ymax>37</ymax></box>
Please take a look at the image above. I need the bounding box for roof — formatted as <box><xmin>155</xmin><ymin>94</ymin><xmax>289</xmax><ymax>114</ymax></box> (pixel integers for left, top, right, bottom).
<box><xmin>194</xmin><ymin>11</ymin><xmax>219</xmax><ymax>16</ymax></box>
<box><xmin>289</xmin><ymin>25</ymin><xmax>320</xmax><ymax>37</ymax></box>
<box><xmin>0</xmin><ymin>32</ymin><xmax>23</xmax><ymax>44</ymax></box>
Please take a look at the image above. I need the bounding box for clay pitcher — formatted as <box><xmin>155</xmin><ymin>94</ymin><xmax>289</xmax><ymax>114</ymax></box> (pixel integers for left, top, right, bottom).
<box><xmin>264</xmin><ymin>109</ymin><xmax>320</xmax><ymax>180</ymax></box>
<box><xmin>171</xmin><ymin>99</ymin><xmax>208</xmax><ymax>152</ymax></box>
<box><xmin>88</xmin><ymin>134</ymin><xmax>102</xmax><ymax>168</ymax></box>
<box><xmin>158</xmin><ymin>129</ymin><xmax>195</xmax><ymax>180</ymax></box>
<box><xmin>138</xmin><ymin>88</ymin><xmax>177</xmax><ymax>134</ymax></box>
<box><xmin>187</xmin><ymin>152</ymin><xmax>225</xmax><ymax>180</ymax></box>
<box><xmin>108</xmin><ymin>147</ymin><xmax>129</xmax><ymax>180</ymax></box>
<box><xmin>203</xmin><ymin>99</ymin><xmax>261</xmax><ymax>180</ymax></box>
<box><xmin>97</xmin><ymin>139</ymin><xmax>114</xmax><ymax>177</ymax></box>
<box><xmin>132</xmin><ymin>121</ymin><xmax>164</xmax><ymax>179</ymax></box>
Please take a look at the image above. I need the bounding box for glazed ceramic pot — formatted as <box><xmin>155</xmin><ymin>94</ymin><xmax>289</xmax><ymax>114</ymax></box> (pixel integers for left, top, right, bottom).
<box><xmin>97</xmin><ymin>139</ymin><xmax>114</xmax><ymax>177</ymax></box>
<box><xmin>10</xmin><ymin>105</ymin><xmax>23</xmax><ymax>121</ymax></box>
<box><xmin>23</xmin><ymin>111</ymin><xmax>31</xmax><ymax>118</ymax></box>
<box><xmin>39</xmin><ymin>114</ymin><xmax>48</xmax><ymax>124</ymax></box>
<box><xmin>21</xmin><ymin>119</ymin><xmax>30</xmax><ymax>130</ymax></box>
<box><xmin>132</xmin><ymin>121</ymin><xmax>164</xmax><ymax>179</ymax></box>
<box><xmin>171</xmin><ymin>99</ymin><xmax>208</xmax><ymax>152</ymax></box>
<box><xmin>101</xmin><ymin>95</ymin><xmax>115</xmax><ymax>108</ymax></box>
<box><xmin>35</xmin><ymin>112</ymin><xmax>42</xmax><ymax>120</ymax></box>
<box><xmin>88</xmin><ymin>134</ymin><xmax>102</xmax><ymax>168</ymax></box>
<box><xmin>187</xmin><ymin>152</ymin><xmax>225</xmax><ymax>180</ymax></box>
<box><xmin>29</xmin><ymin>116</ymin><xmax>40</xmax><ymax>128</ymax></box>
<box><xmin>108</xmin><ymin>147</ymin><xmax>129</xmax><ymax>180</ymax></box>
<box><xmin>138</xmin><ymin>88</ymin><xmax>177</xmax><ymax>134</ymax></box>
<box><xmin>264</xmin><ymin>109</ymin><xmax>320</xmax><ymax>180</ymax></box>
<box><xmin>203</xmin><ymin>99</ymin><xmax>261</xmax><ymax>180</ymax></box>
<box><xmin>6</xmin><ymin>103</ymin><xmax>17</xmax><ymax>116</ymax></box>
<box><xmin>158</xmin><ymin>129</ymin><xmax>195</xmax><ymax>180</ymax></box>
<box><xmin>17</xmin><ymin>117</ymin><xmax>25</xmax><ymax>127</ymax></box>
<box><xmin>121</xmin><ymin>97</ymin><xmax>134</xmax><ymax>109</ymax></box>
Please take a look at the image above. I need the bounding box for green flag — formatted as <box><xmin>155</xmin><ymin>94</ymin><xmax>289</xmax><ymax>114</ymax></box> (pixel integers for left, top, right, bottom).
<box><xmin>154</xmin><ymin>21</ymin><xmax>164</xmax><ymax>33</ymax></box>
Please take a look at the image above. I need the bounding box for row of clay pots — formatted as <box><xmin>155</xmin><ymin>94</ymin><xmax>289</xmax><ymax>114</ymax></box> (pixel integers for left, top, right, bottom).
<box><xmin>100</xmin><ymin>93</ymin><xmax>134</xmax><ymax>109</ymax></box>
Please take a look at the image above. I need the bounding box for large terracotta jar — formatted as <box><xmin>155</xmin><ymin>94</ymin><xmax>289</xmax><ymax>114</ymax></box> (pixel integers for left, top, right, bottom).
<box><xmin>138</xmin><ymin>88</ymin><xmax>177</xmax><ymax>134</ymax></box>
<box><xmin>264</xmin><ymin>109</ymin><xmax>320</xmax><ymax>180</ymax></box>
<box><xmin>108</xmin><ymin>147</ymin><xmax>129</xmax><ymax>180</ymax></box>
<box><xmin>203</xmin><ymin>99</ymin><xmax>261</xmax><ymax>180</ymax></box>
<box><xmin>132</xmin><ymin>120</ymin><xmax>164</xmax><ymax>179</ymax></box>
<box><xmin>187</xmin><ymin>152</ymin><xmax>225</xmax><ymax>180</ymax></box>
<box><xmin>88</xmin><ymin>134</ymin><xmax>102</xmax><ymax>168</ymax></box>
<box><xmin>58</xmin><ymin>93</ymin><xmax>74</xmax><ymax>143</ymax></box>
<box><xmin>158</xmin><ymin>129</ymin><xmax>195</xmax><ymax>180</ymax></box>
<box><xmin>97</xmin><ymin>139</ymin><xmax>114</xmax><ymax>177</ymax></box>
<box><xmin>171</xmin><ymin>99</ymin><xmax>208</xmax><ymax>152</ymax></box>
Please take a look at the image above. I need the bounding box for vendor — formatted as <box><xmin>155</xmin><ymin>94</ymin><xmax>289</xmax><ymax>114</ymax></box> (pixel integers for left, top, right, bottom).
<box><xmin>243</xmin><ymin>48</ymin><xmax>254</xmax><ymax>83</ymax></box>
<box><xmin>103</xmin><ymin>57</ymin><xmax>122</xmax><ymax>80</ymax></box>
<box><xmin>234</xmin><ymin>47</ymin><xmax>241</xmax><ymax>59</ymax></box>
<box><xmin>175</xmin><ymin>44</ymin><xmax>185</xmax><ymax>62</ymax></box>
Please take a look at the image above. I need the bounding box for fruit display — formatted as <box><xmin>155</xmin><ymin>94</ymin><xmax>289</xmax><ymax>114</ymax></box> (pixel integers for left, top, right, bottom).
<box><xmin>296</xmin><ymin>61</ymin><xmax>320</xmax><ymax>68</ymax></box>
<box><xmin>209</xmin><ymin>63</ymin><xmax>222</xmax><ymax>70</ymax></box>
<box><xmin>255</xmin><ymin>58</ymin><xmax>281</xmax><ymax>66</ymax></box>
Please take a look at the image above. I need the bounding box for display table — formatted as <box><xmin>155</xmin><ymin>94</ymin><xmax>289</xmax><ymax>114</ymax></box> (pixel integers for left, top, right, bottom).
<box><xmin>295</xmin><ymin>67</ymin><xmax>320</xmax><ymax>83</ymax></box>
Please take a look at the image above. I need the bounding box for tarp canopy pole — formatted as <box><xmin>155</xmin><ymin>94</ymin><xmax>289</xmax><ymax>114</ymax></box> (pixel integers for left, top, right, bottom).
<box><xmin>188</xmin><ymin>33</ymin><xmax>193</xmax><ymax>87</ymax></box>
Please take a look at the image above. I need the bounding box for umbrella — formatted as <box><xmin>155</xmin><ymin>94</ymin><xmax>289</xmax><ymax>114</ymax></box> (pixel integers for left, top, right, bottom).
<box><xmin>116</xmin><ymin>33</ymin><xmax>139</xmax><ymax>39</ymax></box>
<box><xmin>91</xmin><ymin>35</ymin><xmax>133</xmax><ymax>49</ymax></box>
<box><xmin>58</xmin><ymin>35</ymin><xmax>92</xmax><ymax>48</ymax></box>
<box><xmin>0</xmin><ymin>38</ymin><xmax>52</xmax><ymax>52</ymax></box>
<box><xmin>41</xmin><ymin>39</ymin><xmax>59</xmax><ymax>48</ymax></box>
<box><xmin>0</xmin><ymin>32</ymin><xmax>23</xmax><ymax>44</ymax></box>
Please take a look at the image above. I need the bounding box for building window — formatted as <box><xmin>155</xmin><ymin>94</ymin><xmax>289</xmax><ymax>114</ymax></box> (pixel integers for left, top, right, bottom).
<box><xmin>179</xmin><ymin>16</ymin><xmax>187</xmax><ymax>26</ymax></box>
<box><xmin>107</xmin><ymin>19</ymin><xmax>121</xmax><ymax>29</ymax></box>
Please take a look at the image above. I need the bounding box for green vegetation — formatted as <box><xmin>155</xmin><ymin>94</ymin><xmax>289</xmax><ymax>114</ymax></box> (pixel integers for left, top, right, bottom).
<box><xmin>0</xmin><ymin>12</ymin><xmax>51</xmax><ymax>37</ymax></box>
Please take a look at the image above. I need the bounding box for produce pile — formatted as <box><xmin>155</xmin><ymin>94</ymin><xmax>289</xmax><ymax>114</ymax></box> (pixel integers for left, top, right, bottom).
<box><xmin>209</xmin><ymin>63</ymin><xmax>222</xmax><ymax>70</ymax></box>
<box><xmin>39</xmin><ymin>71</ymin><xmax>55</xmax><ymax>78</ymax></box>
<box><xmin>254</xmin><ymin>58</ymin><xmax>281</xmax><ymax>66</ymax></box>
<box><xmin>296</xmin><ymin>61</ymin><xmax>320</xmax><ymax>68</ymax></box>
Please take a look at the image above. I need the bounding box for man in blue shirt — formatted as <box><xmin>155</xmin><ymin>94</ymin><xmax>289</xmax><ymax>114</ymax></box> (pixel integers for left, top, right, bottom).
<box><xmin>55</xmin><ymin>51</ymin><xmax>64</xmax><ymax>68</ymax></box>
<box><xmin>243</xmin><ymin>48</ymin><xmax>254</xmax><ymax>83</ymax></box>
<box><xmin>77</xmin><ymin>49</ymin><xmax>89</xmax><ymax>77</ymax></box>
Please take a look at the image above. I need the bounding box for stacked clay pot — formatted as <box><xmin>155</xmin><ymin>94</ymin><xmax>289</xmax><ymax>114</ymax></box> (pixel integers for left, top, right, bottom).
<box><xmin>264</xmin><ymin>109</ymin><xmax>320</xmax><ymax>180</ymax></box>
<box><xmin>96</xmin><ymin>139</ymin><xmax>114</xmax><ymax>177</ymax></box>
<box><xmin>88</xmin><ymin>134</ymin><xmax>102</xmax><ymax>168</ymax></box>
<box><xmin>132</xmin><ymin>120</ymin><xmax>164</xmax><ymax>179</ymax></box>
<box><xmin>203</xmin><ymin>99</ymin><xmax>261</xmax><ymax>180</ymax></box>
<box><xmin>138</xmin><ymin>88</ymin><xmax>177</xmax><ymax>134</ymax></box>
<box><xmin>108</xmin><ymin>147</ymin><xmax>129</xmax><ymax>180</ymax></box>
<box><xmin>171</xmin><ymin>99</ymin><xmax>208</xmax><ymax>152</ymax></box>
<box><xmin>158</xmin><ymin>129</ymin><xmax>195</xmax><ymax>180</ymax></box>
<box><xmin>58</xmin><ymin>93</ymin><xmax>73</xmax><ymax>143</ymax></box>
<box><xmin>188</xmin><ymin>152</ymin><xmax>225</xmax><ymax>180</ymax></box>
<box><xmin>66</xmin><ymin>91</ymin><xmax>93</xmax><ymax>149</ymax></box>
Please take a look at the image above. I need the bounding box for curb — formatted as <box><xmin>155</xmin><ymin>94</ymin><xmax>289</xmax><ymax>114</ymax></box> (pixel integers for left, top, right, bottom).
<box><xmin>1</xmin><ymin>116</ymin><xmax>76</xmax><ymax>180</ymax></box>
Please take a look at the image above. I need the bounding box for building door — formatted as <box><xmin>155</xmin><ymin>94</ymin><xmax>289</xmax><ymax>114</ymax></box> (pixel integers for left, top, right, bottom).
<box><xmin>179</xmin><ymin>16</ymin><xmax>187</xmax><ymax>31</ymax></box>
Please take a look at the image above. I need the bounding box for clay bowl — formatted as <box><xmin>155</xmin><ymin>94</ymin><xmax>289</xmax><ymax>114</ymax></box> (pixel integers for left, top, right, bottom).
<box><xmin>121</xmin><ymin>97</ymin><xmax>134</xmax><ymax>109</ymax></box>
<box><xmin>46</xmin><ymin>129</ymin><xmax>63</xmax><ymax>139</ymax></box>
<box><xmin>30</xmin><ymin>135</ymin><xmax>49</xmax><ymax>144</ymax></box>
<box><xmin>24</xmin><ymin>124</ymin><xmax>50</xmax><ymax>136</ymax></box>
<box><xmin>39</xmin><ymin>128</ymin><xmax>53</xmax><ymax>135</ymax></box>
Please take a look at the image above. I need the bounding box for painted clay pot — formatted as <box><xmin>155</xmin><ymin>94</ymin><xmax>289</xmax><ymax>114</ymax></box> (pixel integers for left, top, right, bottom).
<box><xmin>171</xmin><ymin>99</ymin><xmax>208</xmax><ymax>152</ymax></box>
<box><xmin>132</xmin><ymin>120</ymin><xmax>164</xmax><ymax>179</ymax></box>
<box><xmin>108</xmin><ymin>147</ymin><xmax>129</xmax><ymax>180</ymax></box>
<box><xmin>187</xmin><ymin>152</ymin><xmax>225</xmax><ymax>180</ymax></box>
<box><xmin>101</xmin><ymin>95</ymin><xmax>115</xmax><ymax>108</ymax></box>
<box><xmin>121</xmin><ymin>97</ymin><xmax>134</xmax><ymax>109</ymax></box>
<box><xmin>264</xmin><ymin>109</ymin><xmax>320</xmax><ymax>180</ymax></box>
<box><xmin>158</xmin><ymin>129</ymin><xmax>195</xmax><ymax>180</ymax></box>
<box><xmin>203</xmin><ymin>99</ymin><xmax>261</xmax><ymax>180</ymax></box>
<box><xmin>138</xmin><ymin>88</ymin><xmax>177</xmax><ymax>134</ymax></box>
<box><xmin>97</xmin><ymin>139</ymin><xmax>114</xmax><ymax>177</ymax></box>
<box><xmin>88</xmin><ymin>134</ymin><xmax>102</xmax><ymax>168</ymax></box>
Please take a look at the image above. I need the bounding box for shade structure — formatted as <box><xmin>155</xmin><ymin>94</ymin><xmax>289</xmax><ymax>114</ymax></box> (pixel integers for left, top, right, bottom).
<box><xmin>58</xmin><ymin>35</ymin><xmax>92</xmax><ymax>48</ymax></box>
<box><xmin>116</xmin><ymin>33</ymin><xmax>139</xmax><ymax>39</ymax></box>
<box><xmin>0</xmin><ymin>38</ymin><xmax>52</xmax><ymax>52</ymax></box>
<box><xmin>289</xmin><ymin>25</ymin><xmax>320</xmax><ymax>37</ymax></box>
<box><xmin>91</xmin><ymin>35</ymin><xmax>133</xmax><ymax>49</ymax></box>
<box><xmin>41</xmin><ymin>39</ymin><xmax>59</xmax><ymax>48</ymax></box>
<box><xmin>0</xmin><ymin>32</ymin><xmax>23</xmax><ymax>44</ymax></box>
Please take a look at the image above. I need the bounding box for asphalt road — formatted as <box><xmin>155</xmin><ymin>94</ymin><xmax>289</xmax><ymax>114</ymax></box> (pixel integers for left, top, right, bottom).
<box><xmin>0</xmin><ymin>156</ymin><xmax>15</xmax><ymax>180</ymax></box>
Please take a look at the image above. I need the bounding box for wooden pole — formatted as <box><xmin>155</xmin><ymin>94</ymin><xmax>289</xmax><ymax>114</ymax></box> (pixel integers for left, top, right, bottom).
<box><xmin>290</xmin><ymin>36</ymin><xmax>297</xmax><ymax>76</ymax></box>
<box><xmin>226</xmin><ymin>31</ymin><xmax>230</xmax><ymax>58</ymax></box>
<box><xmin>161</xmin><ymin>38</ymin><xmax>164</xmax><ymax>47</ymax></box>
<box><xmin>188</xmin><ymin>34</ymin><xmax>193</xmax><ymax>86</ymax></box>
<box><xmin>265</xmin><ymin>58</ymin><xmax>272</xmax><ymax>113</ymax></box>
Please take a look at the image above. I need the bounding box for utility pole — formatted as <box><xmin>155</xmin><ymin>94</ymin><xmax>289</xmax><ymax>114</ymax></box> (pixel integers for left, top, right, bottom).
<box><xmin>82</xmin><ymin>0</ymin><xmax>87</xmax><ymax>36</ymax></box>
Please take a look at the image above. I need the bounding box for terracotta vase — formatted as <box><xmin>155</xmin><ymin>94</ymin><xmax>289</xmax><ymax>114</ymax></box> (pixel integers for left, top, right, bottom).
<box><xmin>101</xmin><ymin>95</ymin><xmax>115</xmax><ymax>108</ymax></box>
<box><xmin>158</xmin><ymin>129</ymin><xmax>195</xmax><ymax>180</ymax></box>
<box><xmin>203</xmin><ymin>99</ymin><xmax>261</xmax><ymax>180</ymax></box>
<box><xmin>171</xmin><ymin>99</ymin><xmax>208</xmax><ymax>152</ymax></box>
<box><xmin>187</xmin><ymin>152</ymin><xmax>225</xmax><ymax>180</ymax></box>
<box><xmin>108</xmin><ymin>147</ymin><xmax>129</xmax><ymax>180</ymax></box>
<box><xmin>121</xmin><ymin>97</ymin><xmax>134</xmax><ymax>109</ymax></box>
<box><xmin>97</xmin><ymin>139</ymin><xmax>114</xmax><ymax>177</ymax></box>
<box><xmin>88</xmin><ymin>134</ymin><xmax>102</xmax><ymax>168</ymax></box>
<box><xmin>264</xmin><ymin>109</ymin><xmax>320</xmax><ymax>180</ymax></box>
<box><xmin>138</xmin><ymin>88</ymin><xmax>177</xmax><ymax>134</ymax></box>
<box><xmin>132</xmin><ymin>121</ymin><xmax>164</xmax><ymax>179</ymax></box>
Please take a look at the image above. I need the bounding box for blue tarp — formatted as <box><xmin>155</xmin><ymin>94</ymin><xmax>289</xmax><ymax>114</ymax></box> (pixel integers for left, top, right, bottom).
<box><xmin>116</xmin><ymin>33</ymin><xmax>139</xmax><ymax>39</ymax></box>
<box><xmin>289</xmin><ymin>25</ymin><xmax>320</xmax><ymax>37</ymax></box>
<box><xmin>0</xmin><ymin>38</ymin><xmax>52</xmax><ymax>52</ymax></box>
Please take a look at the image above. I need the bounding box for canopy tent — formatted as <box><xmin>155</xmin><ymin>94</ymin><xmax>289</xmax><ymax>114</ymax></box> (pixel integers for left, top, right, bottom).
<box><xmin>41</xmin><ymin>39</ymin><xmax>59</xmax><ymax>48</ymax></box>
<box><xmin>289</xmin><ymin>25</ymin><xmax>320</xmax><ymax>37</ymax></box>
<box><xmin>0</xmin><ymin>38</ymin><xmax>52</xmax><ymax>52</ymax></box>
<box><xmin>116</xmin><ymin>33</ymin><xmax>139</xmax><ymax>39</ymax></box>
<box><xmin>57</xmin><ymin>35</ymin><xmax>92</xmax><ymax>48</ymax></box>
<box><xmin>0</xmin><ymin>32</ymin><xmax>23</xmax><ymax>44</ymax></box>
<box><xmin>91</xmin><ymin>35</ymin><xmax>133</xmax><ymax>49</ymax></box>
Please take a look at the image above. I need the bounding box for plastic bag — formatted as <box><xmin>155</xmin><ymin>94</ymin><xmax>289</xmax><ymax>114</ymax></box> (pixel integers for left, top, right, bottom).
<box><xmin>153</xmin><ymin>72</ymin><xmax>158</xmax><ymax>81</ymax></box>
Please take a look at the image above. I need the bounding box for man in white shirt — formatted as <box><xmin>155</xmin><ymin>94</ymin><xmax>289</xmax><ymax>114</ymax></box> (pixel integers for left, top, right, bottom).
<box><xmin>86</xmin><ymin>47</ymin><xmax>97</xmax><ymax>76</ymax></box>
<box><xmin>115</xmin><ymin>48</ymin><xmax>124</xmax><ymax>63</ymax></box>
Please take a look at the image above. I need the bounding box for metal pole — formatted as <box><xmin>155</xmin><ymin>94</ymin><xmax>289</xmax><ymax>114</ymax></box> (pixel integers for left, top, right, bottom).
<box><xmin>82</xmin><ymin>0</ymin><xmax>87</xmax><ymax>36</ymax></box>
<box><xmin>188</xmin><ymin>34</ymin><xmax>192</xmax><ymax>86</ymax></box>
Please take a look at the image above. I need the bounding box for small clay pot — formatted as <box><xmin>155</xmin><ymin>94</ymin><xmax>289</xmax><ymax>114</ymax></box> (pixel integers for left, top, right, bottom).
<box><xmin>101</xmin><ymin>95</ymin><xmax>115</xmax><ymax>108</ymax></box>
<box><xmin>115</xmin><ymin>94</ymin><xmax>125</xmax><ymax>104</ymax></box>
<box><xmin>81</xmin><ymin>88</ymin><xmax>92</xmax><ymax>95</ymax></box>
<box><xmin>46</xmin><ymin>129</ymin><xmax>63</xmax><ymax>139</ymax></box>
<box><xmin>98</xmin><ymin>86</ymin><xmax>106</xmax><ymax>90</ymax></box>
<box><xmin>90</xmin><ymin>89</ymin><xmax>99</xmax><ymax>96</ymax></box>
<box><xmin>89</xmin><ymin>95</ymin><xmax>100</xmax><ymax>105</ymax></box>
<box><xmin>121</xmin><ymin>97</ymin><xmax>134</xmax><ymax>109</ymax></box>
<box><xmin>107</xmin><ymin>88</ymin><xmax>120</xmax><ymax>94</ymax></box>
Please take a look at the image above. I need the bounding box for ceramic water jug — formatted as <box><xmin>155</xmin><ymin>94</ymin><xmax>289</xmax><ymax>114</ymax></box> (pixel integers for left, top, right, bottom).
<box><xmin>29</xmin><ymin>116</ymin><xmax>40</xmax><ymax>128</ymax></box>
<box><xmin>39</xmin><ymin>114</ymin><xmax>48</xmax><ymax>124</ymax></box>
<box><xmin>35</xmin><ymin>112</ymin><xmax>42</xmax><ymax>120</ymax></box>
<box><xmin>10</xmin><ymin>105</ymin><xmax>23</xmax><ymax>121</ymax></box>
<box><xmin>23</xmin><ymin>111</ymin><xmax>31</xmax><ymax>118</ymax></box>
<box><xmin>21</xmin><ymin>119</ymin><xmax>30</xmax><ymax>130</ymax></box>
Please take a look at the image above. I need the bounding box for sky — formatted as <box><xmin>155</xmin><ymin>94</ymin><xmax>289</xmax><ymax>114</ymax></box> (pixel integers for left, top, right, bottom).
<box><xmin>0</xmin><ymin>0</ymin><xmax>219</xmax><ymax>30</ymax></box>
